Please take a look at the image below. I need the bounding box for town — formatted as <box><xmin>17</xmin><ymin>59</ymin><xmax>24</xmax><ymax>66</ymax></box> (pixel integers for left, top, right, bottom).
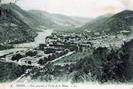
<box><xmin>0</xmin><ymin>29</ymin><xmax>131</xmax><ymax>67</ymax></box>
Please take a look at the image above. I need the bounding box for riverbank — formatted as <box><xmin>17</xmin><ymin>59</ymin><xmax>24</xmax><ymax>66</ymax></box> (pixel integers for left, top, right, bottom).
<box><xmin>0</xmin><ymin>29</ymin><xmax>53</xmax><ymax>57</ymax></box>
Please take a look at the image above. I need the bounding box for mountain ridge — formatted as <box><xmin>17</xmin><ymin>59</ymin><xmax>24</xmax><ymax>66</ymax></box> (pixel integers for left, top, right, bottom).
<box><xmin>28</xmin><ymin>10</ymin><xmax>91</xmax><ymax>28</ymax></box>
<box><xmin>0</xmin><ymin>3</ymin><xmax>37</xmax><ymax>45</ymax></box>
<box><xmin>78</xmin><ymin>10</ymin><xmax>133</xmax><ymax>34</ymax></box>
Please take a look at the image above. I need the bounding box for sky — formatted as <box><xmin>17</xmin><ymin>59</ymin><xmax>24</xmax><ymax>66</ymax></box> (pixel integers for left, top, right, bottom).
<box><xmin>16</xmin><ymin>0</ymin><xmax>133</xmax><ymax>18</ymax></box>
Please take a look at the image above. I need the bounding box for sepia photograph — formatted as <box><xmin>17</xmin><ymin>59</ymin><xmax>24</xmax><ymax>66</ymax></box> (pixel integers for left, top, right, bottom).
<box><xmin>0</xmin><ymin>0</ymin><xmax>133</xmax><ymax>89</ymax></box>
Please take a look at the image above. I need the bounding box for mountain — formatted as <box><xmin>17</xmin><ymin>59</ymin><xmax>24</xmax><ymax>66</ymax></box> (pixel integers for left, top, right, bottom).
<box><xmin>77</xmin><ymin>14</ymin><xmax>112</xmax><ymax>33</ymax></box>
<box><xmin>0</xmin><ymin>4</ymin><xmax>42</xmax><ymax>30</ymax></box>
<box><xmin>78</xmin><ymin>14</ymin><xmax>111</xmax><ymax>31</ymax></box>
<box><xmin>0</xmin><ymin>4</ymin><xmax>90</xmax><ymax>32</ymax></box>
<box><xmin>28</xmin><ymin>10</ymin><xmax>91</xmax><ymax>29</ymax></box>
<box><xmin>79</xmin><ymin>10</ymin><xmax>133</xmax><ymax>34</ymax></box>
<box><xmin>0</xmin><ymin>3</ymin><xmax>37</xmax><ymax>45</ymax></box>
<box><xmin>102</xmin><ymin>10</ymin><xmax>133</xmax><ymax>33</ymax></box>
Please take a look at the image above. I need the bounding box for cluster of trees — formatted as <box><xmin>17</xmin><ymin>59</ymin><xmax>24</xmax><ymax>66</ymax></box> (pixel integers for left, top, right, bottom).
<box><xmin>11</xmin><ymin>53</ymin><xmax>23</xmax><ymax>61</ymax></box>
<box><xmin>25</xmin><ymin>50</ymin><xmax>37</xmax><ymax>57</ymax></box>
<box><xmin>73</xmin><ymin>39</ymin><xmax>133</xmax><ymax>83</ymax></box>
<box><xmin>0</xmin><ymin>44</ymin><xmax>13</xmax><ymax>50</ymax></box>
<box><xmin>0</xmin><ymin>61</ymin><xmax>28</xmax><ymax>82</ymax></box>
<box><xmin>11</xmin><ymin>50</ymin><xmax>37</xmax><ymax>62</ymax></box>
<box><xmin>38</xmin><ymin>49</ymin><xmax>69</xmax><ymax>65</ymax></box>
<box><xmin>29</xmin><ymin>62</ymin><xmax>74</xmax><ymax>82</ymax></box>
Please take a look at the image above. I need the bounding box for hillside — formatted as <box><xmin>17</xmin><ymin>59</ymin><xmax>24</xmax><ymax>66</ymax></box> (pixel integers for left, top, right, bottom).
<box><xmin>78</xmin><ymin>14</ymin><xmax>111</xmax><ymax>32</ymax></box>
<box><xmin>0</xmin><ymin>3</ymin><xmax>37</xmax><ymax>45</ymax></box>
<box><xmin>103</xmin><ymin>10</ymin><xmax>133</xmax><ymax>33</ymax></box>
<box><xmin>0</xmin><ymin>61</ymin><xmax>28</xmax><ymax>82</ymax></box>
<box><xmin>79</xmin><ymin>10</ymin><xmax>133</xmax><ymax>34</ymax></box>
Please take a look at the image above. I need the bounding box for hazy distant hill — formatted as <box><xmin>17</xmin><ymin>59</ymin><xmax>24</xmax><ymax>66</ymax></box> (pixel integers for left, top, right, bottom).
<box><xmin>28</xmin><ymin>10</ymin><xmax>91</xmax><ymax>28</ymax></box>
<box><xmin>0</xmin><ymin>3</ymin><xmax>37</xmax><ymax>44</ymax></box>
<box><xmin>79</xmin><ymin>10</ymin><xmax>133</xmax><ymax>34</ymax></box>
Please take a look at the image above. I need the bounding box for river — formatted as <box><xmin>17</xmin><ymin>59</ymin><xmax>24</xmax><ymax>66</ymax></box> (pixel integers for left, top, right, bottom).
<box><xmin>0</xmin><ymin>29</ymin><xmax>53</xmax><ymax>56</ymax></box>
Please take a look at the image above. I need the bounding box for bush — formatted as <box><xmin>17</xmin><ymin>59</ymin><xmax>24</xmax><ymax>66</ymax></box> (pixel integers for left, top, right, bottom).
<box><xmin>0</xmin><ymin>62</ymin><xmax>28</xmax><ymax>82</ymax></box>
<box><xmin>25</xmin><ymin>50</ymin><xmax>37</xmax><ymax>57</ymax></box>
<box><xmin>11</xmin><ymin>53</ymin><xmax>23</xmax><ymax>61</ymax></box>
<box><xmin>38</xmin><ymin>57</ymin><xmax>49</xmax><ymax>65</ymax></box>
<box><xmin>28</xmin><ymin>61</ymin><xmax>32</xmax><ymax>65</ymax></box>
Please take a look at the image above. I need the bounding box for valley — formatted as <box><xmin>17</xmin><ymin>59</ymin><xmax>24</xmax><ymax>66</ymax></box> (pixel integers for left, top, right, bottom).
<box><xmin>0</xmin><ymin>27</ymin><xmax>132</xmax><ymax>83</ymax></box>
<box><xmin>1</xmin><ymin>2</ymin><xmax>133</xmax><ymax>84</ymax></box>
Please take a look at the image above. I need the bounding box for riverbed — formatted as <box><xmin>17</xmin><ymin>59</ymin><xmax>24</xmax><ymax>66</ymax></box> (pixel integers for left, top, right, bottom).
<box><xmin>0</xmin><ymin>29</ymin><xmax>53</xmax><ymax>56</ymax></box>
